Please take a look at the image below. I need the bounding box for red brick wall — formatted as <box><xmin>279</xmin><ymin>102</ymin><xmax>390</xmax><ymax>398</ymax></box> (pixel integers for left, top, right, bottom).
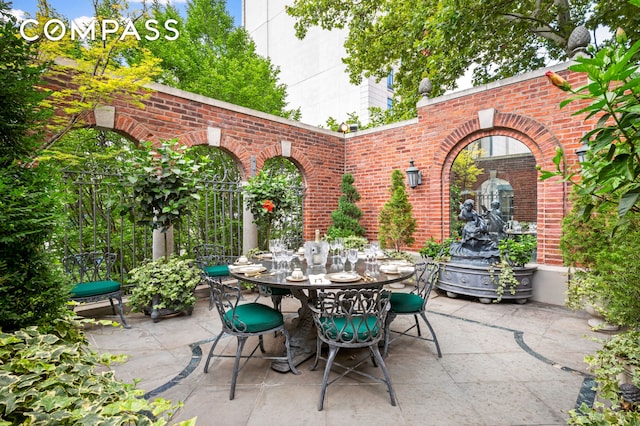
<box><xmin>475</xmin><ymin>154</ymin><xmax>538</xmax><ymax>223</ymax></box>
<box><xmin>43</xmin><ymin>65</ymin><xmax>592</xmax><ymax>266</ymax></box>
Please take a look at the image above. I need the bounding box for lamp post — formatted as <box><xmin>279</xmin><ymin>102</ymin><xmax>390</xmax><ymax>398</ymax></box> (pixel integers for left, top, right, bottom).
<box><xmin>406</xmin><ymin>160</ymin><xmax>422</xmax><ymax>188</ymax></box>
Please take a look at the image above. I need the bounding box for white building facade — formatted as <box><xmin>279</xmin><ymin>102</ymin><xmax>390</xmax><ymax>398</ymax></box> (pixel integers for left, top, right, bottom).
<box><xmin>243</xmin><ymin>0</ymin><xmax>393</xmax><ymax>127</ymax></box>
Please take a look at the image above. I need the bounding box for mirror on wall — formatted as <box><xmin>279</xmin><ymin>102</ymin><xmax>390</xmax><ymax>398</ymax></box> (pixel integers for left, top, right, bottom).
<box><xmin>449</xmin><ymin>135</ymin><xmax>537</xmax><ymax>238</ymax></box>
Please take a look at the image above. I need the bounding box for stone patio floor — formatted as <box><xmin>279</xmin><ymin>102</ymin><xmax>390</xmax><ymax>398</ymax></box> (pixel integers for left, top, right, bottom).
<box><xmin>83</xmin><ymin>287</ymin><xmax>605</xmax><ymax>426</ymax></box>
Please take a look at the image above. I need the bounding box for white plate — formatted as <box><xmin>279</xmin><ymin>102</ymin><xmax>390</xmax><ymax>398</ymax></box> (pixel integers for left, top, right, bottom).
<box><xmin>234</xmin><ymin>261</ymin><xmax>252</xmax><ymax>266</ymax></box>
<box><xmin>236</xmin><ymin>265</ymin><xmax>267</xmax><ymax>274</ymax></box>
<box><xmin>286</xmin><ymin>275</ymin><xmax>307</xmax><ymax>282</ymax></box>
<box><xmin>380</xmin><ymin>268</ymin><xmax>402</xmax><ymax>275</ymax></box>
<box><xmin>256</xmin><ymin>253</ymin><xmax>272</xmax><ymax>259</ymax></box>
<box><xmin>325</xmin><ymin>272</ymin><xmax>362</xmax><ymax>283</ymax></box>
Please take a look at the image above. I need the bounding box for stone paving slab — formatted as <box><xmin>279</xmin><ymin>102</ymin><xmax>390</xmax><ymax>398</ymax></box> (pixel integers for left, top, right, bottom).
<box><xmin>83</xmin><ymin>289</ymin><xmax>604</xmax><ymax>425</ymax></box>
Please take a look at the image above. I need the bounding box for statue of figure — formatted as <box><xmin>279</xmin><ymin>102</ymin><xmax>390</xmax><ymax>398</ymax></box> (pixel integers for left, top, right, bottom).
<box><xmin>459</xmin><ymin>200</ymin><xmax>488</xmax><ymax>246</ymax></box>
<box><xmin>449</xmin><ymin>199</ymin><xmax>501</xmax><ymax>265</ymax></box>
<box><xmin>485</xmin><ymin>201</ymin><xmax>507</xmax><ymax>243</ymax></box>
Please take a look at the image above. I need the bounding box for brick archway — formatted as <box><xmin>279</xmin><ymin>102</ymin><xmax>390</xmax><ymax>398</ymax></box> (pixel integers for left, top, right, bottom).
<box><xmin>436</xmin><ymin>112</ymin><xmax>566</xmax><ymax>264</ymax></box>
<box><xmin>44</xmin><ymin>64</ymin><xmax>592</xmax><ymax>270</ymax></box>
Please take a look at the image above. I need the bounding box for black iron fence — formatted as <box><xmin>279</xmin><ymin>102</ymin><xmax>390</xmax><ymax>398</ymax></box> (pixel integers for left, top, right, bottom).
<box><xmin>57</xmin><ymin>168</ymin><xmax>304</xmax><ymax>288</ymax></box>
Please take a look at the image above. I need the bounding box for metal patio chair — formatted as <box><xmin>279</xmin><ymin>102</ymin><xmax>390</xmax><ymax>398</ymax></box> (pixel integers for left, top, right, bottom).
<box><xmin>63</xmin><ymin>251</ymin><xmax>130</xmax><ymax>328</ymax></box>
<box><xmin>383</xmin><ymin>261</ymin><xmax>442</xmax><ymax>358</ymax></box>
<box><xmin>203</xmin><ymin>277</ymin><xmax>300</xmax><ymax>400</ymax></box>
<box><xmin>310</xmin><ymin>287</ymin><xmax>396</xmax><ymax>411</ymax></box>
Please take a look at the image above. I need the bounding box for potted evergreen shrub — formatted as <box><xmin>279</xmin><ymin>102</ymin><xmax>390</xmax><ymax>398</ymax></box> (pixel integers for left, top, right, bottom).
<box><xmin>327</xmin><ymin>173</ymin><xmax>365</xmax><ymax>238</ymax></box>
<box><xmin>127</xmin><ymin>256</ymin><xmax>201</xmax><ymax>322</ymax></box>
<box><xmin>378</xmin><ymin>169</ymin><xmax>417</xmax><ymax>252</ymax></box>
<box><xmin>123</xmin><ymin>140</ymin><xmax>206</xmax><ymax>322</ymax></box>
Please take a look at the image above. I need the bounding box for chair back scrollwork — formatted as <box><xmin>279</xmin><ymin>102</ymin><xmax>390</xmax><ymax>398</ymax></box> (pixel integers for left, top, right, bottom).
<box><xmin>311</xmin><ymin>288</ymin><xmax>390</xmax><ymax>347</ymax></box>
<box><xmin>63</xmin><ymin>252</ymin><xmax>117</xmax><ymax>283</ymax></box>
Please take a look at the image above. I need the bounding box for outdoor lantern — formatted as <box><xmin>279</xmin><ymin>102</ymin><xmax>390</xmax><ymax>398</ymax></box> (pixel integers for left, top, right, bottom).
<box><xmin>406</xmin><ymin>160</ymin><xmax>422</xmax><ymax>188</ymax></box>
<box><xmin>338</xmin><ymin>122</ymin><xmax>348</xmax><ymax>133</ymax></box>
<box><xmin>576</xmin><ymin>142</ymin><xmax>588</xmax><ymax>163</ymax></box>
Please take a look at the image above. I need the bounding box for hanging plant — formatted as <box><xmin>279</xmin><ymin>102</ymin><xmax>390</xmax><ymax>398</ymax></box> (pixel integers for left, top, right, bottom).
<box><xmin>243</xmin><ymin>171</ymin><xmax>296</xmax><ymax>250</ymax></box>
<box><xmin>124</xmin><ymin>140</ymin><xmax>206</xmax><ymax>234</ymax></box>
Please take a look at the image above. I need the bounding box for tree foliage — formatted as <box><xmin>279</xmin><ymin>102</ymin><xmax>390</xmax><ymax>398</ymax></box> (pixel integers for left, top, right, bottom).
<box><xmin>132</xmin><ymin>0</ymin><xmax>301</xmax><ymax>120</ymax></box>
<box><xmin>286</xmin><ymin>0</ymin><xmax>636</xmax><ymax>122</ymax></box>
<box><xmin>328</xmin><ymin>173</ymin><xmax>365</xmax><ymax>238</ymax></box>
<box><xmin>541</xmin><ymin>23</ymin><xmax>640</xmax><ymax>226</ymax></box>
<box><xmin>26</xmin><ymin>0</ymin><xmax>161</xmax><ymax>152</ymax></box>
<box><xmin>378</xmin><ymin>169</ymin><xmax>417</xmax><ymax>251</ymax></box>
<box><xmin>0</xmin><ymin>3</ymin><xmax>70</xmax><ymax>331</ymax></box>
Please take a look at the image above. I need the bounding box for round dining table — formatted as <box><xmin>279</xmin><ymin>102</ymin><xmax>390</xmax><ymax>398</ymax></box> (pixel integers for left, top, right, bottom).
<box><xmin>229</xmin><ymin>256</ymin><xmax>415</xmax><ymax>372</ymax></box>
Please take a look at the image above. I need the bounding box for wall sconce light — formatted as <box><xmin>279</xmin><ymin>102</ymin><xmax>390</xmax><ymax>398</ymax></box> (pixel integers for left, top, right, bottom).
<box><xmin>338</xmin><ymin>122</ymin><xmax>348</xmax><ymax>133</ymax></box>
<box><xmin>576</xmin><ymin>142</ymin><xmax>588</xmax><ymax>163</ymax></box>
<box><xmin>349</xmin><ymin>123</ymin><xmax>359</xmax><ymax>132</ymax></box>
<box><xmin>406</xmin><ymin>159</ymin><xmax>422</xmax><ymax>188</ymax></box>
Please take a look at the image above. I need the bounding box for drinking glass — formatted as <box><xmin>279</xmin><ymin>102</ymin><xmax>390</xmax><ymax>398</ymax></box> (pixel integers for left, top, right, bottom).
<box><xmin>338</xmin><ymin>248</ymin><xmax>348</xmax><ymax>271</ymax></box>
<box><xmin>363</xmin><ymin>243</ymin><xmax>373</xmax><ymax>264</ymax></box>
<box><xmin>273</xmin><ymin>244</ymin><xmax>285</xmax><ymax>273</ymax></box>
<box><xmin>347</xmin><ymin>248</ymin><xmax>359</xmax><ymax>274</ymax></box>
<box><xmin>370</xmin><ymin>240</ymin><xmax>380</xmax><ymax>259</ymax></box>
<box><xmin>268</xmin><ymin>238</ymin><xmax>280</xmax><ymax>271</ymax></box>
<box><xmin>285</xmin><ymin>249</ymin><xmax>295</xmax><ymax>272</ymax></box>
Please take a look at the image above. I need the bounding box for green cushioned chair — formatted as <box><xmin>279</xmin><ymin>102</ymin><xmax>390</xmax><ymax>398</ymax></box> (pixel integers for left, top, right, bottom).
<box><xmin>383</xmin><ymin>261</ymin><xmax>441</xmax><ymax>358</ymax></box>
<box><xmin>193</xmin><ymin>244</ymin><xmax>232</xmax><ymax>309</ymax></box>
<box><xmin>258</xmin><ymin>285</ymin><xmax>292</xmax><ymax>312</ymax></box>
<box><xmin>309</xmin><ymin>288</ymin><xmax>396</xmax><ymax>411</ymax></box>
<box><xmin>203</xmin><ymin>277</ymin><xmax>300</xmax><ymax>400</ymax></box>
<box><xmin>63</xmin><ymin>252</ymin><xmax>130</xmax><ymax>328</ymax></box>
<box><xmin>203</xmin><ymin>264</ymin><xmax>230</xmax><ymax>277</ymax></box>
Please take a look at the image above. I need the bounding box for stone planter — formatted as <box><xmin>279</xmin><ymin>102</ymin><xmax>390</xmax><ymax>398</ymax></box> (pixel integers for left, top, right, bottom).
<box><xmin>145</xmin><ymin>294</ymin><xmax>195</xmax><ymax>323</ymax></box>
<box><xmin>436</xmin><ymin>262</ymin><xmax>536</xmax><ymax>304</ymax></box>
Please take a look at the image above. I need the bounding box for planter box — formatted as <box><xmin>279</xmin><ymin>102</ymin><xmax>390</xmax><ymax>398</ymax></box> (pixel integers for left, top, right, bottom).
<box><xmin>436</xmin><ymin>262</ymin><xmax>536</xmax><ymax>303</ymax></box>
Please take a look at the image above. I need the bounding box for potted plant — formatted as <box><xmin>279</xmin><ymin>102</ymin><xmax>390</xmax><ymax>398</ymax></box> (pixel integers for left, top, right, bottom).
<box><xmin>124</xmin><ymin>139</ymin><xmax>206</xmax><ymax>260</ymax></box>
<box><xmin>243</xmin><ymin>171</ymin><xmax>296</xmax><ymax>251</ymax></box>
<box><xmin>378</xmin><ymin>169</ymin><xmax>417</xmax><ymax>253</ymax></box>
<box><xmin>490</xmin><ymin>234</ymin><xmax>538</xmax><ymax>302</ymax></box>
<box><xmin>127</xmin><ymin>256</ymin><xmax>201</xmax><ymax>322</ymax></box>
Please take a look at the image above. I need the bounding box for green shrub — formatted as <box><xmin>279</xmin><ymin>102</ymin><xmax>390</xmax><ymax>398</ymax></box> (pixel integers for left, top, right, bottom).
<box><xmin>0</xmin><ymin>314</ymin><xmax>194</xmax><ymax>425</ymax></box>
<box><xmin>127</xmin><ymin>256</ymin><xmax>200</xmax><ymax>313</ymax></box>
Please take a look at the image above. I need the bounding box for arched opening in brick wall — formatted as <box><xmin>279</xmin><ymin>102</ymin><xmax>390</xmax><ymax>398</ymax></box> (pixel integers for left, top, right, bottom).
<box><xmin>437</xmin><ymin>112</ymin><xmax>565</xmax><ymax>265</ymax></box>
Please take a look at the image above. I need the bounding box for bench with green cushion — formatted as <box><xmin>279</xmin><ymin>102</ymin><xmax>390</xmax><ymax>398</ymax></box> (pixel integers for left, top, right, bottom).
<box><xmin>63</xmin><ymin>252</ymin><xmax>130</xmax><ymax>329</ymax></box>
<box><xmin>71</xmin><ymin>280</ymin><xmax>121</xmax><ymax>298</ymax></box>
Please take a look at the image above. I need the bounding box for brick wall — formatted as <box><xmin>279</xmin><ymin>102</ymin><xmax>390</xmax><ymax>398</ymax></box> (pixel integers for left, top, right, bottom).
<box><xmin>43</xmin><ymin>64</ymin><xmax>592</xmax><ymax>266</ymax></box>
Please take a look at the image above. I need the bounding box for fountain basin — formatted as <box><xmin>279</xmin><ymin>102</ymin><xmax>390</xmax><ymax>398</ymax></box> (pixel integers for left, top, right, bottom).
<box><xmin>437</xmin><ymin>262</ymin><xmax>536</xmax><ymax>303</ymax></box>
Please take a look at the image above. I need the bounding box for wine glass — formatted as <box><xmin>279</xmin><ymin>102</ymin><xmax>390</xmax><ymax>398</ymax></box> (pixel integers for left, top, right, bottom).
<box><xmin>370</xmin><ymin>240</ymin><xmax>380</xmax><ymax>260</ymax></box>
<box><xmin>268</xmin><ymin>238</ymin><xmax>280</xmax><ymax>271</ymax></box>
<box><xmin>284</xmin><ymin>248</ymin><xmax>295</xmax><ymax>273</ymax></box>
<box><xmin>338</xmin><ymin>248</ymin><xmax>348</xmax><ymax>271</ymax></box>
<box><xmin>347</xmin><ymin>248</ymin><xmax>359</xmax><ymax>274</ymax></box>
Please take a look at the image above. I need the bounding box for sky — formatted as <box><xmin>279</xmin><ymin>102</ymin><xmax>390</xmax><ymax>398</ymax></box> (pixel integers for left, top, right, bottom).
<box><xmin>11</xmin><ymin>0</ymin><xmax>243</xmax><ymax>27</ymax></box>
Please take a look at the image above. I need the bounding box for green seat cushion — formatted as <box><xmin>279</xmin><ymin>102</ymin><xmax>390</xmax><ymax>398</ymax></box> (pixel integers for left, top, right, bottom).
<box><xmin>319</xmin><ymin>315</ymin><xmax>380</xmax><ymax>341</ymax></box>
<box><xmin>390</xmin><ymin>292</ymin><xmax>424</xmax><ymax>313</ymax></box>
<box><xmin>71</xmin><ymin>280</ymin><xmax>121</xmax><ymax>298</ymax></box>
<box><xmin>223</xmin><ymin>303</ymin><xmax>284</xmax><ymax>333</ymax></box>
<box><xmin>204</xmin><ymin>264</ymin><xmax>230</xmax><ymax>277</ymax></box>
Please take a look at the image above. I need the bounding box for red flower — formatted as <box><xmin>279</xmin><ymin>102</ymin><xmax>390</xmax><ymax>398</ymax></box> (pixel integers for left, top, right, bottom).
<box><xmin>545</xmin><ymin>71</ymin><xmax>571</xmax><ymax>92</ymax></box>
<box><xmin>262</xmin><ymin>199</ymin><xmax>274</xmax><ymax>212</ymax></box>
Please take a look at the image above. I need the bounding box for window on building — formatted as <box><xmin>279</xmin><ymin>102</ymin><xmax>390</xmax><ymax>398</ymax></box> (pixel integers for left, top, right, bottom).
<box><xmin>387</xmin><ymin>70</ymin><xmax>394</xmax><ymax>90</ymax></box>
<box><xmin>387</xmin><ymin>97</ymin><xmax>393</xmax><ymax>110</ymax></box>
